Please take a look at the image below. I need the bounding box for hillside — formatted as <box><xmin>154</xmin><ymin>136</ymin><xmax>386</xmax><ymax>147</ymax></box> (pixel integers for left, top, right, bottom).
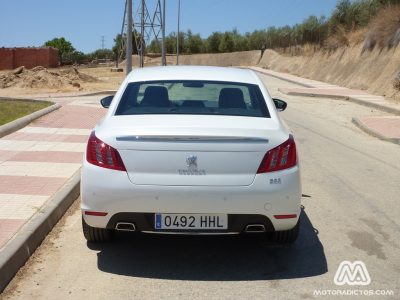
<box><xmin>256</xmin><ymin>3</ymin><xmax>400</xmax><ymax>102</ymax></box>
<box><xmin>122</xmin><ymin>46</ymin><xmax>400</xmax><ymax>102</ymax></box>
<box><xmin>259</xmin><ymin>46</ymin><xmax>400</xmax><ymax>102</ymax></box>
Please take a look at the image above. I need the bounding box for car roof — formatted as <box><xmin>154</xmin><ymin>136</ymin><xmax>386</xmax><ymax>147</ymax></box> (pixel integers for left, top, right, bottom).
<box><xmin>126</xmin><ymin>66</ymin><xmax>258</xmax><ymax>84</ymax></box>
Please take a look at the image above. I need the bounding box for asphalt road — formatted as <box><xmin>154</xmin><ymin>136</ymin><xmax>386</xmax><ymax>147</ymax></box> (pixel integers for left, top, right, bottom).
<box><xmin>2</xmin><ymin>74</ymin><xmax>400</xmax><ymax>300</ymax></box>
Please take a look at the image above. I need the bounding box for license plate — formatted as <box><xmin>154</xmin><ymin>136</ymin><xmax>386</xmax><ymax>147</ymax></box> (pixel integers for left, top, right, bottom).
<box><xmin>155</xmin><ymin>213</ymin><xmax>227</xmax><ymax>230</ymax></box>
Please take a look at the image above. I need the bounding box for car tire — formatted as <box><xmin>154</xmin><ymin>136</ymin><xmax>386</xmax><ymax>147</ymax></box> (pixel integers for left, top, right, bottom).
<box><xmin>82</xmin><ymin>217</ymin><xmax>113</xmax><ymax>242</ymax></box>
<box><xmin>273</xmin><ymin>220</ymin><xmax>300</xmax><ymax>244</ymax></box>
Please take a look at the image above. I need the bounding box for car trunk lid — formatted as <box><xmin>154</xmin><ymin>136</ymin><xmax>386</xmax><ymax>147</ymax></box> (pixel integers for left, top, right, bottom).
<box><xmin>97</xmin><ymin>115</ymin><xmax>286</xmax><ymax>186</ymax></box>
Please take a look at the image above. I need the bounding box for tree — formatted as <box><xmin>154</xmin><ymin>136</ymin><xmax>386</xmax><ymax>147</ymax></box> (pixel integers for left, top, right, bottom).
<box><xmin>219</xmin><ymin>32</ymin><xmax>235</xmax><ymax>53</ymax></box>
<box><xmin>231</xmin><ymin>29</ymin><xmax>249</xmax><ymax>51</ymax></box>
<box><xmin>248</xmin><ymin>30</ymin><xmax>266</xmax><ymax>50</ymax></box>
<box><xmin>176</xmin><ymin>32</ymin><xmax>185</xmax><ymax>54</ymax></box>
<box><xmin>185</xmin><ymin>30</ymin><xmax>204</xmax><ymax>54</ymax></box>
<box><xmin>112</xmin><ymin>34</ymin><xmax>124</xmax><ymax>59</ymax></box>
<box><xmin>69</xmin><ymin>51</ymin><xmax>89</xmax><ymax>64</ymax></box>
<box><xmin>207</xmin><ymin>32</ymin><xmax>222</xmax><ymax>53</ymax></box>
<box><xmin>147</xmin><ymin>39</ymin><xmax>161</xmax><ymax>53</ymax></box>
<box><xmin>88</xmin><ymin>49</ymin><xmax>114</xmax><ymax>60</ymax></box>
<box><xmin>112</xmin><ymin>31</ymin><xmax>139</xmax><ymax>61</ymax></box>
<box><xmin>165</xmin><ymin>33</ymin><xmax>177</xmax><ymax>54</ymax></box>
<box><xmin>44</xmin><ymin>37</ymin><xmax>75</xmax><ymax>63</ymax></box>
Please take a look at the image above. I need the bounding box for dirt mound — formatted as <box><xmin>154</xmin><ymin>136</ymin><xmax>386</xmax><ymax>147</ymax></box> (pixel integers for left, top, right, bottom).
<box><xmin>0</xmin><ymin>66</ymin><xmax>99</xmax><ymax>89</ymax></box>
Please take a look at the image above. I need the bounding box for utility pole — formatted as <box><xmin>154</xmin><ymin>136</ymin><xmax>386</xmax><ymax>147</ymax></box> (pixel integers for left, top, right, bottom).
<box><xmin>140</xmin><ymin>0</ymin><xmax>145</xmax><ymax>67</ymax></box>
<box><xmin>115</xmin><ymin>0</ymin><xmax>127</xmax><ymax>69</ymax></box>
<box><xmin>126</xmin><ymin>0</ymin><xmax>133</xmax><ymax>75</ymax></box>
<box><xmin>161</xmin><ymin>0</ymin><xmax>166</xmax><ymax>66</ymax></box>
<box><xmin>101</xmin><ymin>36</ymin><xmax>105</xmax><ymax>50</ymax></box>
<box><xmin>176</xmin><ymin>0</ymin><xmax>180</xmax><ymax>65</ymax></box>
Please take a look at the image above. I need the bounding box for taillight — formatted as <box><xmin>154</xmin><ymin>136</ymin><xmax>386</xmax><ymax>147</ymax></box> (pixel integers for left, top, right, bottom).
<box><xmin>84</xmin><ymin>211</ymin><xmax>108</xmax><ymax>216</ymax></box>
<box><xmin>257</xmin><ymin>135</ymin><xmax>297</xmax><ymax>173</ymax></box>
<box><xmin>86</xmin><ymin>132</ymin><xmax>126</xmax><ymax>171</ymax></box>
<box><xmin>274</xmin><ymin>214</ymin><xmax>297</xmax><ymax>219</ymax></box>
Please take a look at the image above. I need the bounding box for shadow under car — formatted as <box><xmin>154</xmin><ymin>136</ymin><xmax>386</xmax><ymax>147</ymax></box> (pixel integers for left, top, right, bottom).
<box><xmin>88</xmin><ymin>209</ymin><xmax>327</xmax><ymax>281</ymax></box>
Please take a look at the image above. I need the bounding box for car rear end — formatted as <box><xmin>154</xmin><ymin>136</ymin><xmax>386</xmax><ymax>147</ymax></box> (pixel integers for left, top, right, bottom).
<box><xmin>81</xmin><ymin>66</ymin><xmax>301</xmax><ymax>242</ymax></box>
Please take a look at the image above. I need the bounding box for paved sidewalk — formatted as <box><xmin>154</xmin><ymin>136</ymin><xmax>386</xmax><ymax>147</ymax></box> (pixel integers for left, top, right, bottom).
<box><xmin>352</xmin><ymin>116</ymin><xmax>400</xmax><ymax>144</ymax></box>
<box><xmin>251</xmin><ymin>66</ymin><xmax>400</xmax><ymax>144</ymax></box>
<box><xmin>0</xmin><ymin>96</ymin><xmax>106</xmax><ymax>249</ymax></box>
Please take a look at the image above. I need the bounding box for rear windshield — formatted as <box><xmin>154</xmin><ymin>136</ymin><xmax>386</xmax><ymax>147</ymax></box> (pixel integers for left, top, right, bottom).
<box><xmin>115</xmin><ymin>80</ymin><xmax>270</xmax><ymax>118</ymax></box>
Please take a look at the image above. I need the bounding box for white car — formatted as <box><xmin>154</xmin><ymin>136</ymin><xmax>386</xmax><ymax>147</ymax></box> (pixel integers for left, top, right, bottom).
<box><xmin>81</xmin><ymin>66</ymin><xmax>301</xmax><ymax>243</ymax></box>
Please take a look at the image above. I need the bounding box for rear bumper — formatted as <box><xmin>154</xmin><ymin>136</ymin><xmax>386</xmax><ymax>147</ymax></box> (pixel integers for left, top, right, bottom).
<box><xmin>81</xmin><ymin>161</ymin><xmax>301</xmax><ymax>232</ymax></box>
<box><xmin>107</xmin><ymin>213</ymin><xmax>275</xmax><ymax>233</ymax></box>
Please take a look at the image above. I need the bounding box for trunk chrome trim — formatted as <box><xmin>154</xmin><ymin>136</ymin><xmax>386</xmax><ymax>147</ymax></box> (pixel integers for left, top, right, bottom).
<box><xmin>116</xmin><ymin>135</ymin><xmax>269</xmax><ymax>143</ymax></box>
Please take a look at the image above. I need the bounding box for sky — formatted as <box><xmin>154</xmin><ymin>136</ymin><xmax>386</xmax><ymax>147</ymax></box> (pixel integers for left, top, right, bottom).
<box><xmin>0</xmin><ymin>0</ymin><xmax>338</xmax><ymax>53</ymax></box>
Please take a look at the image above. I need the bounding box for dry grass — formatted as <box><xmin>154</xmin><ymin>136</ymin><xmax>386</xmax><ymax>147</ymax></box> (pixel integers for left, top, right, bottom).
<box><xmin>393</xmin><ymin>71</ymin><xmax>400</xmax><ymax>91</ymax></box>
<box><xmin>324</xmin><ymin>26</ymin><xmax>350</xmax><ymax>50</ymax></box>
<box><xmin>322</xmin><ymin>5</ymin><xmax>400</xmax><ymax>51</ymax></box>
<box><xmin>347</xmin><ymin>28</ymin><xmax>368</xmax><ymax>46</ymax></box>
<box><xmin>363</xmin><ymin>5</ymin><xmax>400</xmax><ymax>50</ymax></box>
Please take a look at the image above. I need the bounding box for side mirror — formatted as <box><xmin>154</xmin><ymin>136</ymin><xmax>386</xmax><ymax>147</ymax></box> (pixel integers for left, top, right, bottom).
<box><xmin>100</xmin><ymin>95</ymin><xmax>114</xmax><ymax>108</ymax></box>
<box><xmin>273</xmin><ymin>98</ymin><xmax>287</xmax><ymax>112</ymax></box>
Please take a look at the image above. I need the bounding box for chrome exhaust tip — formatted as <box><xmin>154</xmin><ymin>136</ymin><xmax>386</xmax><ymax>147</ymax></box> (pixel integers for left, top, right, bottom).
<box><xmin>115</xmin><ymin>222</ymin><xmax>136</xmax><ymax>232</ymax></box>
<box><xmin>245</xmin><ymin>224</ymin><xmax>266</xmax><ymax>233</ymax></box>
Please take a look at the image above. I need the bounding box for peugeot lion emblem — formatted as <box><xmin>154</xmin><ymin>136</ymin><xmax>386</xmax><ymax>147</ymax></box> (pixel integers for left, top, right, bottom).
<box><xmin>186</xmin><ymin>155</ymin><xmax>198</xmax><ymax>168</ymax></box>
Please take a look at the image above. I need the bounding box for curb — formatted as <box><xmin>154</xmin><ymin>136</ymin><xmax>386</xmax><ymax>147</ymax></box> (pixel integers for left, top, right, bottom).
<box><xmin>252</xmin><ymin>68</ymin><xmax>400</xmax><ymax>116</ymax></box>
<box><xmin>0</xmin><ymin>170</ymin><xmax>81</xmax><ymax>292</ymax></box>
<box><xmin>0</xmin><ymin>90</ymin><xmax>116</xmax><ymax>101</ymax></box>
<box><xmin>251</xmin><ymin>67</ymin><xmax>314</xmax><ymax>88</ymax></box>
<box><xmin>0</xmin><ymin>101</ymin><xmax>61</xmax><ymax>138</ymax></box>
<box><xmin>348</xmin><ymin>97</ymin><xmax>400</xmax><ymax>116</ymax></box>
<box><xmin>47</xmin><ymin>90</ymin><xmax>117</xmax><ymax>99</ymax></box>
<box><xmin>352</xmin><ymin>117</ymin><xmax>400</xmax><ymax>145</ymax></box>
<box><xmin>280</xmin><ymin>90</ymin><xmax>350</xmax><ymax>100</ymax></box>
<box><xmin>282</xmin><ymin>90</ymin><xmax>400</xmax><ymax>116</ymax></box>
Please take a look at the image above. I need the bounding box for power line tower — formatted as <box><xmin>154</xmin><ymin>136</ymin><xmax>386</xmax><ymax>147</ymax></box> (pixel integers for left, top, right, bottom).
<box><xmin>117</xmin><ymin>0</ymin><xmax>165</xmax><ymax>71</ymax></box>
